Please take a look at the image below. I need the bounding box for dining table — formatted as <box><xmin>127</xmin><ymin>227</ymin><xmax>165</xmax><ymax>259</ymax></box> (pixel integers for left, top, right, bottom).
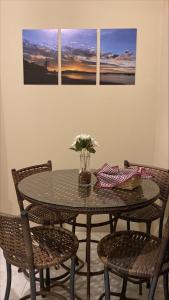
<box><xmin>18</xmin><ymin>169</ymin><xmax>160</xmax><ymax>300</ymax></box>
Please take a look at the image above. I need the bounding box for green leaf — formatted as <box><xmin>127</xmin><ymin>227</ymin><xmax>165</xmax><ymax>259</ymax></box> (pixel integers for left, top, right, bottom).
<box><xmin>75</xmin><ymin>141</ymin><xmax>83</xmax><ymax>151</ymax></box>
<box><xmin>69</xmin><ymin>147</ymin><xmax>76</xmax><ymax>151</ymax></box>
<box><xmin>88</xmin><ymin>148</ymin><xmax>96</xmax><ymax>153</ymax></box>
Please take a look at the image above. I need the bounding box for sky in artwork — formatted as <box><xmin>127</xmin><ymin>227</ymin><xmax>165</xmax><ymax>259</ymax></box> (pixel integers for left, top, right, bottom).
<box><xmin>23</xmin><ymin>29</ymin><xmax>58</xmax><ymax>72</ymax></box>
<box><xmin>23</xmin><ymin>29</ymin><xmax>58</xmax><ymax>49</ymax></box>
<box><xmin>101</xmin><ymin>29</ymin><xmax>137</xmax><ymax>54</ymax></box>
<box><xmin>62</xmin><ymin>29</ymin><xmax>96</xmax><ymax>49</ymax></box>
<box><xmin>100</xmin><ymin>29</ymin><xmax>137</xmax><ymax>74</ymax></box>
<box><xmin>61</xmin><ymin>29</ymin><xmax>97</xmax><ymax>73</ymax></box>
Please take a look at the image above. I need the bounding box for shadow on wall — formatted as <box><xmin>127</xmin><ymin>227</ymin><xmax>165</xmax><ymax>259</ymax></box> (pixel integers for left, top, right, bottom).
<box><xmin>0</xmin><ymin>93</ymin><xmax>9</xmax><ymax>213</ymax></box>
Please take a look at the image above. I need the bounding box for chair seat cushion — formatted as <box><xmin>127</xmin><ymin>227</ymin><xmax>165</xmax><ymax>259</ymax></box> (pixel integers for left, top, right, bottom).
<box><xmin>5</xmin><ymin>227</ymin><xmax>78</xmax><ymax>269</ymax></box>
<box><xmin>119</xmin><ymin>203</ymin><xmax>162</xmax><ymax>222</ymax></box>
<box><xmin>97</xmin><ymin>231</ymin><xmax>169</xmax><ymax>279</ymax></box>
<box><xmin>26</xmin><ymin>203</ymin><xmax>77</xmax><ymax>225</ymax></box>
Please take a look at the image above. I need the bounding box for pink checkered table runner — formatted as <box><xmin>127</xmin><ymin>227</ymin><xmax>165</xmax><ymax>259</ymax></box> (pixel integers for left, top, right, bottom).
<box><xmin>94</xmin><ymin>163</ymin><xmax>152</xmax><ymax>189</ymax></box>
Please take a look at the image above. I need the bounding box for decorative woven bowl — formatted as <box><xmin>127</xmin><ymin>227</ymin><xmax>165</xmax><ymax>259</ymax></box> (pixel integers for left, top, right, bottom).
<box><xmin>117</xmin><ymin>175</ymin><xmax>141</xmax><ymax>190</ymax></box>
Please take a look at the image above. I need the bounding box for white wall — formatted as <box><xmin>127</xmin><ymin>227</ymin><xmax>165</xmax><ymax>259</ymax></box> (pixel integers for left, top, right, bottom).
<box><xmin>153</xmin><ymin>0</ymin><xmax>168</xmax><ymax>168</ymax></box>
<box><xmin>0</xmin><ymin>0</ymin><xmax>168</xmax><ymax>214</ymax></box>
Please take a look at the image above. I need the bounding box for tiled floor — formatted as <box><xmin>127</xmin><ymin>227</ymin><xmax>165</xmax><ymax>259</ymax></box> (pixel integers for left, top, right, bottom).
<box><xmin>0</xmin><ymin>231</ymin><xmax>166</xmax><ymax>300</ymax></box>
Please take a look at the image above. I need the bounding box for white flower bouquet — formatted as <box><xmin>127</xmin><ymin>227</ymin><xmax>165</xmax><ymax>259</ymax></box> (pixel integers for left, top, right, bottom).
<box><xmin>70</xmin><ymin>134</ymin><xmax>98</xmax><ymax>154</ymax></box>
<box><xmin>70</xmin><ymin>134</ymin><xmax>99</xmax><ymax>186</ymax></box>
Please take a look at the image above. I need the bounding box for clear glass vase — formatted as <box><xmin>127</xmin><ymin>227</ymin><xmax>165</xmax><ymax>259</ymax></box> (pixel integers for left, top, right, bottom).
<box><xmin>79</xmin><ymin>150</ymin><xmax>91</xmax><ymax>186</ymax></box>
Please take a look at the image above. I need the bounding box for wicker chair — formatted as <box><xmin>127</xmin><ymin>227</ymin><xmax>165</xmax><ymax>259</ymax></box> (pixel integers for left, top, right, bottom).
<box><xmin>97</xmin><ymin>215</ymin><xmax>169</xmax><ymax>300</ymax></box>
<box><xmin>0</xmin><ymin>210</ymin><xmax>78</xmax><ymax>300</ymax></box>
<box><xmin>114</xmin><ymin>161</ymin><xmax>169</xmax><ymax>238</ymax></box>
<box><xmin>11</xmin><ymin>160</ymin><xmax>77</xmax><ymax>226</ymax></box>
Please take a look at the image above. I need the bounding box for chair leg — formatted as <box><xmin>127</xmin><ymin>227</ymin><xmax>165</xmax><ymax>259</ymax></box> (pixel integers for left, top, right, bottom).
<box><xmin>159</xmin><ymin>218</ymin><xmax>164</xmax><ymax>239</ymax></box>
<box><xmin>113</xmin><ymin>218</ymin><xmax>118</xmax><ymax>232</ymax></box>
<box><xmin>163</xmin><ymin>273</ymin><xmax>169</xmax><ymax>300</ymax></box>
<box><xmin>104</xmin><ymin>266</ymin><xmax>110</xmax><ymax>300</ymax></box>
<box><xmin>4</xmin><ymin>262</ymin><xmax>11</xmax><ymax>300</ymax></box>
<box><xmin>146</xmin><ymin>221</ymin><xmax>151</xmax><ymax>234</ymax></box>
<box><xmin>127</xmin><ymin>221</ymin><xmax>130</xmax><ymax>231</ymax></box>
<box><xmin>70</xmin><ymin>256</ymin><xmax>76</xmax><ymax>300</ymax></box>
<box><xmin>39</xmin><ymin>269</ymin><xmax>45</xmax><ymax>297</ymax></box>
<box><xmin>46</xmin><ymin>268</ymin><xmax>50</xmax><ymax>291</ymax></box>
<box><xmin>146</xmin><ymin>279</ymin><xmax>150</xmax><ymax>289</ymax></box>
<box><xmin>74</xmin><ymin>255</ymin><xmax>79</xmax><ymax>266</ymax></box>
<box><xmin>109</xmin><ymin>214</ymin><xmax>114</xmax><ymax>234</ymax></box>
<box><xmin>121</xmin><ymin>276</ymin><xmax>127</xmax><ymax>299</ymax></box>
<box><xmin>71</xmin><ymin>218</ymin><xmax>78</xmax><ymax>267</ymax></box>
<box><xmin>29</xmin><ymin>266</ymin><xmax>36</xmax><ymax>300</ymax></box>
<box><xmin>145</xmin><ymin>219</ymin><xmax>151</xmax><ymax>300</ymax></box>
<box><xmin>148</xmin><ymin>277</ymin><xmax>159</xmax><ymax>300</ymax></box>
<box><xmin>139</xmin><ymin>282</ymin><xmax>143</xmax><ymax>295</ymax></box>
<box><xmin>72</xmin><ymin>218</ymin><xmax>76</xmax><ymax>235</ymax></box>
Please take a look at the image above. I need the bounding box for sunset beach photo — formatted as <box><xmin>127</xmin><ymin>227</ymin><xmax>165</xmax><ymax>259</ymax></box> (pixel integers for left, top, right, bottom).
<box><xmin>23</xmin><ymin>29</ymin><xmax>58</xmax><ymax>84</ymax></box>
<box><xmin>61</xmin><ymin>29</ymin><xmax>96</xmax><ymax>85</ymax></box>
<box><xmin>100</xmin><ymin>29</ymin><xmax>137</xmax><ymax>85</ymax></box>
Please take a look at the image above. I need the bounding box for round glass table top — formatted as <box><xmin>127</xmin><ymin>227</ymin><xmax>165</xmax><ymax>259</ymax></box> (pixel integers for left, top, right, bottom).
<box><xmin>18</xmin><ymin>169</ymin><xmax>160</xmax><ymax>214</ymax></box>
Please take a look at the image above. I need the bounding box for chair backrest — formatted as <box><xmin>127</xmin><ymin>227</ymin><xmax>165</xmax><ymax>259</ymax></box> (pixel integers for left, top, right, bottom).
<box><xmin>149</xmin><ymin>214</ymin><xmax>169</xmax><ymax>298</ymax></box>
<box><xmin>0</xmin><ymin>211</ymin><xmax>33</xmax><ymax>266</ymax></box>
<box><xmin>11</xmin><ymin>160</ymin><xmax>52</xmax><ymax>210</ymax></box>
<box><xmin>124</xmin><ymin>160</ymin><xmax>169</xmax><ymax>202</ymax></box>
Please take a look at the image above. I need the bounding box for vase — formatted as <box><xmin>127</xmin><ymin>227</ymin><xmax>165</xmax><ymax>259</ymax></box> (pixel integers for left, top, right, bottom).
<box><xmin>79</xmin><ymin>151</ymin><xmax>91</xmax><ymax>186</ymax></box>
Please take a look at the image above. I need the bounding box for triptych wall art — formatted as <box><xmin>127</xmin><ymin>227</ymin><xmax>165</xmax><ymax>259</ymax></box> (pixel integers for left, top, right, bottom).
<box><xmin>22</xmin><ymin>29</ymin><xmax>137</xmax><ymax>85</ymax></box>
